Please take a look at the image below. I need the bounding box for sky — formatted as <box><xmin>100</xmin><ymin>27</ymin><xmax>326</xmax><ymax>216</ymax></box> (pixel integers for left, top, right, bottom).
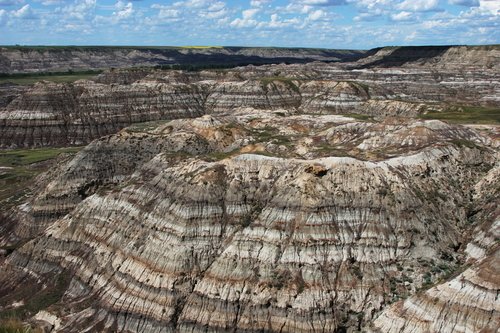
<box><xmin>0</xmin><ymin>0</ymin><xmax>499</xmax><ymax>49</ymax></box>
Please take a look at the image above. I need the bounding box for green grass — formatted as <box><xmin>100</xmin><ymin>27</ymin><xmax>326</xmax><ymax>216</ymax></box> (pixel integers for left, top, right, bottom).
<box><xmin>0</xmin><ymin>73</ymin><xmax>99</xmax><ymax>85</ymax></box>
<box><xmin>0</xmin><ymin>271</ymin><xmax>71</xmax><ymax>322</ymax></box>
<box><xmin>0</xmin><ymin>147</ymin><xmax>82</xmax><ymax>166</ymax></box>
<box><xmin>260</xmin><ymin>76</ymin><xmax>300</xmax><ymax>93</ymax></box>
<box><xmin>0</xmin><ymin>147</ymin><xmax>82</xmax><ymax>204</ymax></box>
<box><xmin>342</xmin><ymin>113</ymin><xmax>373</xmax><ymax>121</ymax></box>
<box><xmin>0</xmin><ymin>318</ymin><xmax>39</xmax><ymax>333</ymax></box>
<box><xmin>420</xmin><ymin>106</ymin><xmax>500</xmax><ymax>124</ymax></box>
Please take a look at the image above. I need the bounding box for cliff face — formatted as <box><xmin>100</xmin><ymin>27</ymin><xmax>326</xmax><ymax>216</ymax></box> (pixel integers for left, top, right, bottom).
<box><xmin>369</xmin><ymin>161</ymin><xmax>500</xmax><ymax>333</ymax></box>
<box><xmin>0</xmin><ymin>111</ymin><xmax>498</xmax><ymax>333</ymax></box>
<box><xmin>0</xmin><ymin>47</ymin><xmax>366</xmax><ymax>74</ymax></box>
<box><xmin>353</xmin><ymin>45</ymin><xmax>500</xmax><ymax>70</ymax></box>
<box><xmin>2</xmin><ymin>46</ymin><xmax>499</xmax><ymax>149</ymax></box>
<box><xmin>0</xmin><ymin>79</ymin><xmax>206</xmax><ymax>147</ymax></box>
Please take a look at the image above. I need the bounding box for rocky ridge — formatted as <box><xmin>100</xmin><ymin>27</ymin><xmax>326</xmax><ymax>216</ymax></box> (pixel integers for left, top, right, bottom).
<box><xmin>1</xmin><ymin>46</ymin><xmax>499</xmax><ymax>148</ymax></box>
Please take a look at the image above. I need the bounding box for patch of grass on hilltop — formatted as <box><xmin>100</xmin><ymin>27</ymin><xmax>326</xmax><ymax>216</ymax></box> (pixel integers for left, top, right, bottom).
<box><xmin>0</xmin><ymin>147</ymin><xmax>82</xmax><ymax>204</ymax></box>
<box><xmin>260</xmin><ymin>77</ymin><xmax>300</xmax><ymax>93</ymax></box>
<box><xmin>420</xmin><ymin>106</ymin><xmax>500</xmax><ymax>124</ymax></box>
<box><xmin>0</xmin><ymin>147</ymin><xmax>82</xmax><ymax>166</ymax></box>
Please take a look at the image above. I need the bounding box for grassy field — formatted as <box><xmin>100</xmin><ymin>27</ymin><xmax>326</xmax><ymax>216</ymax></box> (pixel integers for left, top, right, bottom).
<box><xmin>0</xmin><ymin>147</ymin><xmax>82</xmax><ymax>204</ymax></box>
<box><xmin>420</xmin><ymin>106</ymin><xmax>500</xmax><ymax>124</ymax></box>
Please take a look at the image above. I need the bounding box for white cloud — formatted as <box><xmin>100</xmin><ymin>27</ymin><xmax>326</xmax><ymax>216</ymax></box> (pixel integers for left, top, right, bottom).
<box><xmin>152</xmin><ymin>5</ymin><xmax>179</xmax><ymax>19</ymax></box>
<box><xmin>251</xmin><ymin>0</ymin><xmax>271</xmax><ymax>7</ymax></box>
<box><xmin>353</xmin><ymin>9</ymin><xmax>383</xmax><ymax>21</ymax></box>
<box><xmin>255</xmin><ymin>13</ymin><xmax>301</xmax><ymax>29</ymax></box>
<box><xmin>479</xmin><ymin>0</ymin><xmax>500</xmax><ymax>14</ymax></box>
<box><xmin>38</xmin><ymin>0</ymin><xmax>65</xmax><ymax>5</ymax></box>
<box><xmin>12</xmin><ymin>4</ymin><xmax>35</xmax><ymax>19</ymax></box>
<box><xmin>230</xmin><ymin>9</ymin><xmax>261</xmax><ymax>28</ymax></box>
<box><xmin>175</xmin><ymin>0</ymin><xmax>209</xmax><ymax>9</ymax></box>
<box><xmin>391</xmin><ymin>11</ymin><xmax>414</xmax><ymax>21</ymax></box>
<box><xmin>201</xmin><ymin>1</ymin><xmax>227</xmax><ymax>19</ymax></box>
<box><xmin>0</xmin><ymin>8</ymin><xmax>6</xmax><ymax>25</ymax></box>
<box><xmin>398</xmin><ymin>0</ymin><xmax>440</xmax><ymax>12</ymax></box>
<box><xmin>283</xmin><ymin>3</ymin><xmax>314</xmax><ymax>14</ymax></box>
<box><xmin>62</xmin><ymin>0</ymin><xmax>96</xmax><ymax>20</ymax></box>
<box><xmin>243</xmin><ymin>8</ymin><xmax>259</xmax><ymax>19</ymax></box>
<box><xmin>295</xmin><ymin>0</ymin><xmax>346</xmax><ymax>5</ymax></box>
<box><xmin>350</xmin><ymin>0</ymin><xmax>391</xmax><ymax>7</ymax></box>
<box><xmin>308</xmin><ymin>9</ymin><xmax>326</xmax><ymax>20</ymax></box>
<box><xmin>113</xmin><ymin>1</ymin><xmax>133</xmax><ymax>20</ymax></box>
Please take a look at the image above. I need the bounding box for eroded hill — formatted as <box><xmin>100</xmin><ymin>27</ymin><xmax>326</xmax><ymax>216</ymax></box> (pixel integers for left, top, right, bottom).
<box><xmin>0</xmin><ymin>45</ymin><xmax>498</xmax><ymax>333</ymax></box>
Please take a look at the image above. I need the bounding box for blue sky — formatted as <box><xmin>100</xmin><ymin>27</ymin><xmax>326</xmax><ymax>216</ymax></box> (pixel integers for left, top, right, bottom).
<box><xmin>0</xmin><ymin>0</ymin><xmax>498</xmax><ymax>48</ymax></box>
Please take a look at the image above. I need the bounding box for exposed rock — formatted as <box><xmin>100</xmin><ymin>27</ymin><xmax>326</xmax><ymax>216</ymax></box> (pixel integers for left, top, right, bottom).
<box><xmin>0</xmin><ymin>112</ymin><xmax>498</xmax><ymax>332</ymax></box>
<box><xmin>0</xmin><ymin>46</ymin><xmax>366</xmax><ymax>74</ymax></box>
<box><xmin>2</xmin><ymin>45</ymin><xmax>499</xmax><ymax>148</ymax></box>
<box><xmin>0</xmin><ymin>45</ymin><xmax>499</xmax><ymax>333</ymax></box>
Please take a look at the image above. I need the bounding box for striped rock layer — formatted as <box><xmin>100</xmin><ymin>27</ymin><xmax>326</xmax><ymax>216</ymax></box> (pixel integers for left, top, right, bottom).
<box><xmin>1</xmin><ymin>45</ymin><xmax>499</xmax><ymax>148</ymax></box>
<box><xmin>0</xmin><ymin>114</ymin><xmax>498</xmax><ymax>333</ymax></box>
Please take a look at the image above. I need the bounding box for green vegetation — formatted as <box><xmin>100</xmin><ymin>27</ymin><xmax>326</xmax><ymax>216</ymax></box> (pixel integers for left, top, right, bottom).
<box><xmin>449</xmin><ymin>139</ymin><xmax>479</xmax><ymax>149</ymax></box>
<box><xmin>0</xmin><ymin>70</ymin><xmax>102</xmax><ymax>85</ymax></box>
<box><xmin>0</xmin><ymin>147</ymin><xmax>82</xmax><ymax>166</ymax></box>
<box><xmin>342</xmin><ymin>113</ymin><xmax>373</xmax><ymax>121</ymax></box>
<box><xmin>315</xmin><ymin>143</ymin><xmax>350</xmax><ymax>157</ymax></box>
<box><xmin>260</xmin><ymin>76</ymin><xmax>300</xmax><ymax>93</ymax></box>
<box><xmin>249</xmin><ymin>126</ymin><xmax>293</xmax><ymax>146</ymax></box>
<box><xmin>126</xmin><ymin>120</ymin><xmax>172</xmax><ymax>133</ymax></box>
<box><xmin>205</xmin><ymin>150</ymin><xmax>237</xmax><ymax>161</ymax></box>
<box><xmin>0</xmin><ymin>147</ymin><xmax>82</xmax><ymax>204</ymax></box>
<box><xmin>420</xmin><ymin>106</ymin><xmax>500</xmax><ymax>124</ymax></box>
<box><xmin>0</xmin><ymin>318</ymin><xmax>42</xmax><ymax>333</ymax></box>
<box><xmin>0</xmin><ymin>271</ymin><xmax>71</xmax><ymax>322</ymax></box>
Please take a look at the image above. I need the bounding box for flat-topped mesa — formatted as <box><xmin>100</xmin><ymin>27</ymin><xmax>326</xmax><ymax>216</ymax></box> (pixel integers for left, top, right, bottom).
<box><xmin>0</xmin><ymin>112</ymin><xmax>497</xmax><ymax>332</ymax></box>
<box><xmin>353</xmin><ymin>45</ymin><xmax>500</xmax><ymax>70</ymax></box>
<box><xmin>0</xmin><ymin>46</ymin><xmax>366</xmax><ymax>74</ymax></box>
<box><xmin>205</xmin><ymin>79</ymin><xmax>301</xmax><ymax>113</ymax></box>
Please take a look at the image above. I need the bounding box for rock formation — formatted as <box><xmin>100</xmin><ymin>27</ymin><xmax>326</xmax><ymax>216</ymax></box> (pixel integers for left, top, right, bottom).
<box><xmin>1</xmin><ymin>111</ymin><xmax>499</xmax><ymax>332</ymax></box>
<box><xmin>1</xmin><ymin>45</ymin><xmax>499</xmax><ymax>148</ymax></box>
<box><xmin>0</xmin><ymin>45</ymin><xmax>498</xmax><ymax>333</ymax></box>
<box><xmin>0</xmin><ymin>46</ymin><xmax>366</xmax><ymax>74</ymax></box>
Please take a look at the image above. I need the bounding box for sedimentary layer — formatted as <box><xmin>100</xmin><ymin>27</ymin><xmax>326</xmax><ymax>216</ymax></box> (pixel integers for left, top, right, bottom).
<box><xmin>0</xmin><ymin>113</ymin><xmax>498</xmax><ymax>332</ymax></box>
